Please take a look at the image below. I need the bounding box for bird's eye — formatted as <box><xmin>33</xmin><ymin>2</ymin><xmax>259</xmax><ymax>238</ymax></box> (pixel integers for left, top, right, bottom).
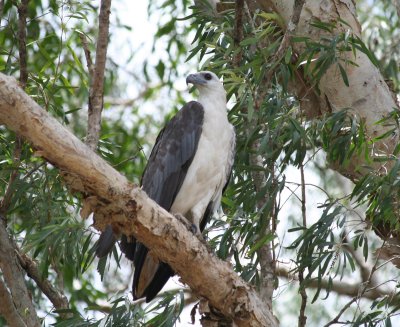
<box><xmin>204</xmin><ymin>73</ymin><xmax>212</xmax><ymax>81</ymax></box>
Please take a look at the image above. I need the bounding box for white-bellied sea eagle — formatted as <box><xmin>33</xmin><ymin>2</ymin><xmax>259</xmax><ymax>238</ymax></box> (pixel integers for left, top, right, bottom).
<box><xmin>96</xmin><ymin>71</ymin><xmax>235</xmax><ymax>302</ymax></box>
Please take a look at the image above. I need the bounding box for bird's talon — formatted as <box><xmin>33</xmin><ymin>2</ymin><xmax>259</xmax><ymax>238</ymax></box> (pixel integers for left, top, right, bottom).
<box><xmin>190</xmin><ymin>223</ymin><xmax>198</xmax><ymax>235</ymax></box>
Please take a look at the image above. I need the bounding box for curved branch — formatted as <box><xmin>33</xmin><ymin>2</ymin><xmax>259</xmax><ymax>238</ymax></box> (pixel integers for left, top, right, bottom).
<box><xmin>276</xmin><ymin>266</ymin><xmax>397</xmax><ymax>301</ymax></box>
<box><xmin>16</xmin><ymin>252</ymin><xmax>71</xmax><ymax>318</ymax></box>
<box><xmin>0</xmin><ymin>73</ymin><xmax>278</xmax><ymax>327</ymax></box>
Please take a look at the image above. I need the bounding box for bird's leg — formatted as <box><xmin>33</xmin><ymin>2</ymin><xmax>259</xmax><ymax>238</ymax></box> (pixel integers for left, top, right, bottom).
<box><xmin>173</xmin><ymin>213</ymin><xmax>211</xmax><ymax>252</ymax></box>
<box><xmin>174</xmin><ymin>213</ymin><xmax>197</xmax><ymax>234</ymax></box>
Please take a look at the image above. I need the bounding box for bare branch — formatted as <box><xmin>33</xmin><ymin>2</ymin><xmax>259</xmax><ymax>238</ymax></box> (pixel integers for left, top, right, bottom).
<box><xmin>395</xmin><ymin>0</ymin><xmax>400</xmax><ymax>21</ymax></box>
<box><xmin>0</xmin><ymin>219</ymin><xmax>40</xmax><ymax>327</ymax></box>
<box><xmin>322</xmin><ymin>245</ymin><xmax>386</xmax><ymax>326</ymax></box>
<box><xmin>323</xmin><ymin>296</ymin><xmax>358</xmax><ymax>327</ymax></box>
<box><xmin>79</xmin><ymin>33</ymin><xmax>94</xmax><ymax>78</ymax></box>
<box><xmin>0</xmin><ymin>0</ymin><xmax>4</xmax><ymax>26</ymax></box>
<box><xmin>273</xmin><ymin>0</ymin><xmax>305</xmax><ymax>62</ymax></box>
<box><xmin>276</xmin><ymin>265</ymin><xmax>397</xmax><ymax>302</ymax></box>
<box><xmin>0</xmin><ymin>138</ymin><xmax>22</xmax><ymax>214</ymax></box>
<box><xmin>0</xmin><ymin>276</ymin><xmax>27</xmax><ymax>327</ymax></box>
<box><xmin>250</xmin><ymin>143</ymin><xmax>276</xmax><ymax>308</ymax></box>
<box><xmin>0</xmin><ymin>0</ymin><xmax>29</xmax><ymax>214</ymax></box>
<box><xmin>298</xmin><ymin>164</ymin><xmax>307</xmax><ymax>327</ymax></box>
<box><xmin>0</xmin><ymin>73</ymin><xmax>278</xmax><ymax>327</ymax></box>
<box><xmin>233</xmin><ymin>0</ymin><xmax>244</xmax><ymax>66</ymax></box>
<box><xmin>17</xmin><ymin>0</ymin><xmax>29</xmax><ymax>88</ymax></box>
<box><xmin>86</xmin><ymin>0</ymin><xmax>112</xmax><ymax>150</ymax></box>
<box><xmin>16</xmin><ymin>252</ymin><xmax>72</xmax><ymax>319</ymax></box>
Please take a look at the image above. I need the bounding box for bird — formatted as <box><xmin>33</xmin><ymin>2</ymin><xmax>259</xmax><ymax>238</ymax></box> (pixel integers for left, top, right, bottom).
<box><xmin>96</xmin><ymin>71</ymin><xmax>235</xmax><ymax>302</ymax></box>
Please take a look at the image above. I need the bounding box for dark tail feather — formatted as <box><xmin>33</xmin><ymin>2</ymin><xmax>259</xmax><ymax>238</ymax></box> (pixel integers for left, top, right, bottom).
<box><xmin>120</xmin><ymin>234</ymin><xmax>136</xmax><ymax>261</ymax></box>
<box><xmin>95</xmin><ymin>225</ymin><xmax>116</xmax><ymax>257</ymax></box>
<box><xmin>142</xmin><ymin>263</ymin><xmax>174</xmax><ymax>302</ymax></box>
<box><xmin>132</xmin><ymin>243</ymin><xmax>175</xmax><ymax>302</ymax></box>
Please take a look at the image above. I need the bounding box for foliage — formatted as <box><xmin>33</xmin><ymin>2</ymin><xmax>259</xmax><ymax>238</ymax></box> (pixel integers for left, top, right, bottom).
<box><xmin>1</xmin><ymin>0</ymin><xmax>400</xmax><ymax>326</ymax></box>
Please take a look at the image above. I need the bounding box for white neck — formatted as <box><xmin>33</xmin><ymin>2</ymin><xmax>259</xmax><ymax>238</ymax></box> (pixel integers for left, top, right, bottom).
<box><xmin>198</xmin><ymin>90</ymin><xmax>227</xmax><ymax>115</ymax></box>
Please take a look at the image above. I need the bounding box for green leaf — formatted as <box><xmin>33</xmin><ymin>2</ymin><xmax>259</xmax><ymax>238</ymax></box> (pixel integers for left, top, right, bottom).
<box><xmin>247</xmin><ymin>233</ymin><xmax>275</xmax><ymax>256</ymax></box>
<box><xmin>338</xmin><ymin>63</ymin><xmax>349</xmax><ymax>86</ymax></box>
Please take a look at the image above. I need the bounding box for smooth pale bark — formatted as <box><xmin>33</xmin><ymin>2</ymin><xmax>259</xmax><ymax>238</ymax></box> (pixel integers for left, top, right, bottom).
<box><xmin>261</xmin><ymin>0</ymin><xmax>399</xmax><ymax>180</ymax></box>
<box><xmin>0</xmin><ymin>73</ymin><xmax>278</xmax><ymax>327</ymax></box>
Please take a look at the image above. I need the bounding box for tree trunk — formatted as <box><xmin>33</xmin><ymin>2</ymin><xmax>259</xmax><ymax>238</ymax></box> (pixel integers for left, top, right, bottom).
<box><xmin>262</xmin><ymin>0</ymin><xmax>399</xmax><ymax>179</ymax></box>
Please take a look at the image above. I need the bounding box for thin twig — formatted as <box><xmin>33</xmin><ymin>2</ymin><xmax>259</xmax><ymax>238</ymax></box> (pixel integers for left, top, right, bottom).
<box><xmin>323</xmin><ymin>297</ymin><xmax>358</xmax><ymax>327</ymax></box>
<box><xmin>274</xmin><ymin>0</ymin><xmax>305</xmax><ymax>60</ymax></box>
<box><xmin>86</xmin><ymin>0</ymin><xmax>112</xmax><ymax>151</ymax></box>
<box><xmin>300</xmin><ymin>165</ymin><xmax>306</xmax><ymax>227</ymax></box>
<box><xmin>0</xmin><ymin>139</ymin><xmax>22</xmax><ymax>215</ymax></box>
<box><xmin>323</xmin><ymin>243</ymin><xmax>386</xmax><ymax>327</ymax></box>
<box><xmin>261</xmin><ymin>0</ymin><xmax>306</xmax><ymax>92</ymax></box>
<box><xmin>240</xmin><ymin>1</ymin><xmax>277</xmax><ymax>307</ymax></box>
<box><xmin>276</xmin><ymin>266</ymin><xmax>398</xmax><ymax>302</ymax></box>
<box><xmin>233</xmin><ymin>0</ymin><xmax>244</xmax><ymax>66</ymax></box>
<box><xmin>0</xmin><ymin>0</ymin><xmax>28</xmax><ymax>214</ymax></box>
<box><xmin>395</xmin><ymin>0</ymin><xmax>400</xmax><ymax>21</ymax></box>
<box><xmin>298</xmin><ymin>164</ymin><xmax>307</xmax><ymax>327</ymax></box>
<box><xmin>0</xmin><ymin>0</ymin><xmax>4</xmax><ymax>26</ymax></box>
<box><xmin>16</xmin><ymin>252</ymin><xmax>72</xmax><ymax>319</ymax></box>
<box><xmin>79</xmin><ymin>33</ymin><xmax>94</xmax><ymax>77</ymax></box>
<box><xmin>17</xmin><ymin>0</ymin><xmax>28</xmax><ymax>88</ymax></box>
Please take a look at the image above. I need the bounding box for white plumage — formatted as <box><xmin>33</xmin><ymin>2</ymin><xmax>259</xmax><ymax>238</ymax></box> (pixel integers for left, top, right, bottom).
<box><xmin>171</xmin><ymin>72</ymin><xmax>235</xmax><ymax>229</ymax></box>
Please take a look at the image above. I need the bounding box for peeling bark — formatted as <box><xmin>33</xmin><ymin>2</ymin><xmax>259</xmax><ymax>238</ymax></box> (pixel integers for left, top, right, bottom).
<box><xmin>0</xmin><ymin>73</ymin><xmax>278</xmax><ymax>327</ymax></box>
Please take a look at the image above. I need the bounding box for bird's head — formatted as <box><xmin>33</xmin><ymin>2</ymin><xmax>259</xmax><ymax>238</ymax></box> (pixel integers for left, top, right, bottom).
<box><xmin>186</xmin><ymin>71</ymin><xmax>225</xmax><ymax>98</ymax></box>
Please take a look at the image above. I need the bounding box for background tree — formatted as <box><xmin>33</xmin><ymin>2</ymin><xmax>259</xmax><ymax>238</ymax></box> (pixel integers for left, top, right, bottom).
<box><xmin>0</xmin><ymin>0</ymin><xmax>400</xmax><ymax>326</ymax></box>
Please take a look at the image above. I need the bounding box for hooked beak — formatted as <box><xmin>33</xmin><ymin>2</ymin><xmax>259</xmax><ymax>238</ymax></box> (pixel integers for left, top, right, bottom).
<box><xmin>186</xmin><ymin>73</ymin><xmax>207</xmax><ymax>86</ymax></box>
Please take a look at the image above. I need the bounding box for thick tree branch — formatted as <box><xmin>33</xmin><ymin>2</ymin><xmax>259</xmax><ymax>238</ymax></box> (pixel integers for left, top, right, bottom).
<box><xmin>86</xmin><ymin>0</ymin><xmax>112</xmax><ymax>150</ymax></box>
<box><xmin>0</xmin><ymin>219</ymin><xmax>40</xmax><ymax>327</ymax></box>
<box><xmin>0</xmin><ymin>73</ymin><xmax>278</xmax><ymax>327</ymax></box>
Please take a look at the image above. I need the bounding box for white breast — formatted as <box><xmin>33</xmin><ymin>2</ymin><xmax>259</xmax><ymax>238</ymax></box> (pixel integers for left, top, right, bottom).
<box><xmin>170</xmin><ymin>98</ymin><xmax>234</xmax><ymax>228</ymax></box>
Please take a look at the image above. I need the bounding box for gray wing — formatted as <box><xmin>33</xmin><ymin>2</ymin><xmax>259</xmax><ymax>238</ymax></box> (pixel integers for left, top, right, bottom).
<box><xmin>129</xmin><ymin>101</ymin><xmax>204</xmax><ymax>301</ymax></box>
<box><xmin>140</xmin><ymin>101</ymin><xmax>204</xmax><ymax>209</ymax></box>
